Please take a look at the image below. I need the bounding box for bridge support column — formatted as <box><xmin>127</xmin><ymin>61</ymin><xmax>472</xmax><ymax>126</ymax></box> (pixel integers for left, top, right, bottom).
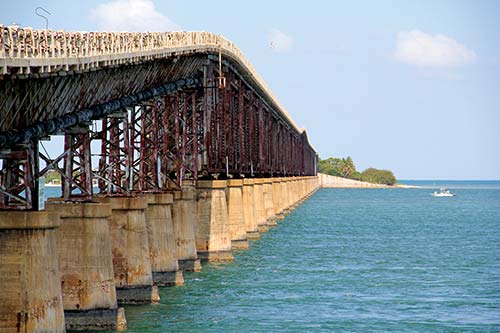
<box><xmin>301</xmin><ymin>177</ymin><xmax>307</xmax><ymax>200</ymax></box>
<box><xmin>227</xmin><ymin>179</ymin><xmax>249</xmax><ymax>250</ymax></box>
<box><xmin>279</xmin><ymin>177</ymin><xmax>290</xmax><ymax>217</ymax></box>
<box><xmin>0</xmin><ymin>211</ymin><xmax>66</xmax><ymax>332</ymax></box>
<box><xmin>172</xmin><ymin>188</ymin><xmax>202</xmax><ymax>272</ymax></box>
<box><xmin>195</xmin><ymin>180</ymin><xmax>233</xmax><ymax>262</ymax></box>
<box><xmin>272</xmin><ymin>178</ymin><xmax>283</xmax><ymax>220</ymax></box>
<box><xmin>288</xmin><ymin>178</ymin><xmax>297</xmax><ymax>210</ymax></box>
<box><xmin>292</xmin><ymin>177</ymin><xmax>300</xmax><ymax>209</ymax></box>
<box><xmin>95</xmin><ymin>196</ymin><xmax>159</xmax><ymax>304</ymax></box>
<box><xmin>253</xmin><ymin>179</ymin><xmax>268</xmax><ymax>233</ymax></box>
<box><xmin>242</xmin><ymin>179</ymin><xmax>259</xmax><ymax>240</ymax></box>
<box><xmin>263</xmin><ymin>179</ymin><xmax>276</xmax><ymax>226</ymax></box>
<box><xmin>145</xmin><ymin>193</ymin><xmax>184</xmax><ymax>286</ymax></box>
<box><xmin>46</xmin><ymin>201</ymin><xmax>126</xmax><ymax>331</ymax></box>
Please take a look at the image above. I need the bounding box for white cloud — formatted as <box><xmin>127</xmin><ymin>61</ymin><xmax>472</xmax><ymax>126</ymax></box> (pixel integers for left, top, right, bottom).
<box><xmin>269</xmin><ymin>29</ymin><xmax>293</xmax><ymax>53</ymax></box>
<box><xmin>394</xmin><ymin>30</ymin><xmax>476</xmax><ymax>68</ymax></box>
<box><xmin>89</xmin><ymin>0</ymin><xmax>180</xmax><ymax>32</ymax></box>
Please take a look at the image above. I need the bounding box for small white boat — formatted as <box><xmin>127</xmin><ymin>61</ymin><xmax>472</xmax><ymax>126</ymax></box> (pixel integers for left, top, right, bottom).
<box><xmin>431</xmin><ymin>188</ymin><xmax>456</xmax><ymax>197</ymax></box>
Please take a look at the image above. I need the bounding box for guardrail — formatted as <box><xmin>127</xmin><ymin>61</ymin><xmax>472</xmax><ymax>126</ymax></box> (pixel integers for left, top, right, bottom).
<box><xmin>0</xmin><ymin>25</ymin><xmax>306</xmax><ymax>138</ymax></box>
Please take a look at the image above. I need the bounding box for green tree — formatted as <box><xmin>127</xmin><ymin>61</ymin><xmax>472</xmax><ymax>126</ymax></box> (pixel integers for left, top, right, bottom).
<box><xmin>318</xmin><ymin>157</ymin><xmax>342</xmax><ymax>176</ymax></box>
<box><xmin>338</xmin><ymin>156</ymin><xmax>356</xmax><ymax>178</ymax></box>
<box><xmin>360</xmin><ymin>168</ymin><xmax>397</xmax><ymax>185</ymax></box>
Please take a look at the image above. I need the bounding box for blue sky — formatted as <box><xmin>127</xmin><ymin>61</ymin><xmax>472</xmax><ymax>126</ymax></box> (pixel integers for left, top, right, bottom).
<box><xmin>2</xmin><ymin>0</ymin><xmax>499</xmax><ymax>179</ymax></box>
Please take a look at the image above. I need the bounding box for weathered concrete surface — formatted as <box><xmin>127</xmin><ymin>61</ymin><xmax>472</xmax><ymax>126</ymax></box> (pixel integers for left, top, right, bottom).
<box><xmin>279</xmin><ymin>179</ymin><xmax>289</xmax><ymax>215</ymax></box>
<box><xmin>226</xmin><ymin>179</ymin><xmax>249</xmax><ymax>250</ymax></box>
<box><xmin>46</xmin><ymin>201</ymin><xmax>126</xmax><ymax>331</ymax></box>
<box><xmin>95</xmin><ymin>196</ymin><xmax>158</xmax><ymax>304</ymax></box>
<box><xmin>171</xmin><ymin>189</ymin><xmax>202</xmax><ymax>272</ymax></box>
<box><xmin>272</xmin><ymin>178</ymin><xmax>283</xmax><ymax>218</ymax></box>
<box><xmin>253</xmin><ymin>179</ymin><xmax>268</xmax><ymax>233</ymax></box>
<box><xmin>195</xmin><ymin>180</ymin><xmax>233</xmax><ymax>262</ymax></box>
<box><xmin>318</xmin><ymin>173</ymin><xmax>387</xmax><ymax>188</ymax></box>
<box><xmin>242</xmin><ymin>179</ymin><xmax>259</xmax><ymax>240</ymax></box>
<box><xmin>65</xmin><ymin>307</ymin><xmax>126</xmax><ymax>331</ymax></box>
<box><xmin>263</xmin><ymin>179</ymin><xmax>276</xmax><ymax>226</ymax></box>
<box><xmin>145</xmin><ymin>193</ymin><xmax>184</xmax><ymax>286</ymax></box>
<box><xmin>0</xmin><ymin>211</ymin><xmax>66</xmax><ymax>332</ymax></box>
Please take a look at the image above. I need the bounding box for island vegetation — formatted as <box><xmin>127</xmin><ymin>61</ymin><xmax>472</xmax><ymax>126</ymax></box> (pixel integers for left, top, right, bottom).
<box><xmin>318</xmin><ymin>157</ymin><xmax>397</xmax><ymax>185</ymax></box>
<box><xmin>44</xmin><ymin>170</ymin><xmax>61</xmax><ymax>184</ymax></box>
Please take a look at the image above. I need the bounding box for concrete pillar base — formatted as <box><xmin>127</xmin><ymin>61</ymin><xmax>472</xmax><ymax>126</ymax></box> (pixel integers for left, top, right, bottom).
<box><xmin>152</xmin><ymin>270</ymin><xmax>184</xmax><ymax>286</ymax></box>
<box><xmin>267</xmin><ymin>218</ymin><xmax>278</xmax><ymax>226</ymax></box>
<box><xmin>64</xmin><ymin>307</ymin><xmax>126</xmax><ymax>331</ymax></box>
<box><xmin>258</xmin><ymin>225</ymin><xmax>269</xmax><ymax>233</ymax></box>
<box><xmin>116</xmin><ymin>285</ymin><xmax>159</xmax><ymax>304</ymax></box>
<box><xmin>0</xmin><ymin>211</ymin><xmax>66</xmax><ymax>332</ymax></box>
<box><xmin>247</xmin><ymin>231</ymin><xmax>260</xmax><ymax>240</ymax></box>
<box><xmin>231</xmin><ymin>239</ymin><xmax>250</xmax><ymax>250</ymax></box>
<box><xmin>197</xmin><ymin>250</ymin><xmax>234</xmax><ymax>262</ymax></box>
<box><xmin>178</xmin><ymin>258</ymin><xmax>202</xmax><ymax>272</ymax></box>
<box><xmin>46</xmin><ymin>200</ymin><xmax>119</xmax><ymax>332</ymax></box>
<box><xmin>145</xmin><ymin>193</ymin><xmax>181</xmax><ymax>288</ymax></box>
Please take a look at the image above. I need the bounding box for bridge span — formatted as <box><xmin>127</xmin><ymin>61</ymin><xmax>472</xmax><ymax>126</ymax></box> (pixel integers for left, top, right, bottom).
<box><xmin>0</xmin><ymin>25</ymin><xmax>319</xmax><ymax>332</ymax></box>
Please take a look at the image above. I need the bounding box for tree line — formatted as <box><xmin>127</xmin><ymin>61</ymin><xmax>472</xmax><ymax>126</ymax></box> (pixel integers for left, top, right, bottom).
<box><xmin>318</xmin><ymin>157</ymin><xmax>397</xmax><ymax>185</ymax></box>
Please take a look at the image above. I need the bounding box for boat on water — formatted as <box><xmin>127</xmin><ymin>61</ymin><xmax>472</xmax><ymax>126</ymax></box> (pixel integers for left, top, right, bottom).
<box><xmin>431</xmin><ymin>188</ymin><xmax>456</xmax><ymax>197</ymax></box>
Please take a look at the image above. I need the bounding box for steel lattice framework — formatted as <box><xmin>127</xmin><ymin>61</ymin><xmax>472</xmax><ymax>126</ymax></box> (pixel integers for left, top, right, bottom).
<box><xmin>0</xmin><ymin>27</ymin><xmax>318</xmax><ymax>210</ymax></box>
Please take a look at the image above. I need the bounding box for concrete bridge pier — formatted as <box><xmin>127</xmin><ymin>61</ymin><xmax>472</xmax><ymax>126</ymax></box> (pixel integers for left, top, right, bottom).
<box><xmin>296</xmin><ymin>178</ymin><xmax>302</xmax><ymax>202</ymax></box>
<box><xmin>302</xmin><ymin>177</ymin><xmax>309</xmax><ymax>200</ymax></box>
<box><xmin>226</xmin><ymin>179</ymin><xmax>249</xmax><ymax>250</ymax></box>
<box><xmin>46</xmin><ymin>201</ymin><xmax>126</xmax><ymax>331</ymax></box>
<box><xmin>253</xmin><ymin>179</ymin><xmax>268</xmax><ymax>233</ymax></box>
<box><xmin>280</xmin><ymin>178</ymin><xmax>290</xmax><ymax>215</ymax></box>
<box><xmin>263</xmin><ymin>179</ymin><xmax>277</xmax><ymax>226</ymax></box>
<box><xmin>95</xmin><ymin>196</ymin><xmax>159</xmax><ymax>304</ymax></box>
<box><xmin>272</xmin><ymin>178</ymin><xmax>284</xmax><ymax>220</ymax></box>
<box><xmin>0</xmin><ymin>211</ymin><xmax>66</xmax><ymax>333</ymax></box>
<box><xmin>242</xmin><ymin>179</ymin><xmax>260</xmax><ymax>240</ymax></box>
<box><xmin>171</xmin><ymin>188</ymin><xmax>202</xmax><ymax>272</ymax></box>
<box><xmin>195</xmin><ymin>180</ymin><xmax>233</xmax><ymax>262</ymax></box>
<box><xmin>287</xmin><ymin>179</ymin><xmax>296</xmax><ymax>209</ymax></box>
<box><xmin>291</xmin><ymin>177</ymin><xmax>300</xmax><ymax>209</ymax></box>
<box><xmin>145</xmin><ymin>193</ymin><xmax>184</xmax><ymax>286</ymax></box>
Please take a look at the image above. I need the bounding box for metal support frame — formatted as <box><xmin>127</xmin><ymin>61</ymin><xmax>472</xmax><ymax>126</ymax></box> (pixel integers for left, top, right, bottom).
<box><xmin>95</xmin><ymin>110</ymin><xmax>132</xmax><ymax>195</ymax></box>
<box><xmin>130</xmin><ymin>102</ymin><xmax>160</xmax><ymax>192</ymax></box>
<box><xmin>0</xmin><ymin>142</ymin><xmax>39</xmax><ymax>210</ymax></box>
<box><xmin>1</xmin><ymin>56</ymin><xmax>319</xmax><ymax>211</ymax></box>
<box><xmin>38</xmin><ymin>126</ymin><xmax>93</xmax><ymax>202</ymax></box>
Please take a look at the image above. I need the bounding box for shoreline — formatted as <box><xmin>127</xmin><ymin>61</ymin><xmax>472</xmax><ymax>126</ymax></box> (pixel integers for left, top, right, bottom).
<box><xmin>319</xmin><ymin>173</ymin><xmax>421</xmax><ymax>189</ymax></box>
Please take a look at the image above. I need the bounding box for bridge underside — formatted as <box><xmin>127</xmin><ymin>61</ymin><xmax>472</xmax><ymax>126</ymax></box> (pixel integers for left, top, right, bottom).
<box><xmin>0</xmin><ymin>54</ymin><xmax>208</xmax><ymax>132</ymax></box>
<box><xmin>0</xmin><ymin>50</ymin><xmax>317</xmax><ymax>210</ymax></box>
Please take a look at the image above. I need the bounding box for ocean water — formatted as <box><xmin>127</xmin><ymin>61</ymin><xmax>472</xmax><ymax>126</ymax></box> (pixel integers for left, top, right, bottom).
<box><xmin>46</xmin><ymin>183</ymin><xmax>500</xmax><ymax>332</ymax></box>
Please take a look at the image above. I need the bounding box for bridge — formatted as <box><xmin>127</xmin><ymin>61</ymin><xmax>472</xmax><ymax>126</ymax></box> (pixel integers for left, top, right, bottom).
<box><xmin>0</xmin><ymin>25</ymin><xmax>319</xmax><ymax>332</ymax></box>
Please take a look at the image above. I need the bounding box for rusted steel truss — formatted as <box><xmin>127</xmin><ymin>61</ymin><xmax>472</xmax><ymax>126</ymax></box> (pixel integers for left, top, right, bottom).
<box><xmin>95</xmin><ymin>111</ymin><xmax>131</xmax><ymax>195</ymax></box>
<box><xmin>38</xmin><ymin>127</ymin><xmax>93</xmax><ymax>202</ymax></box>
<box><xmin>0</xmin><ymin>58</ymin><xmax>317</xmax><ymax>210</ymax></box>
<box><xmin>0</xmin><ymin>142</ymin><xmax>38</xmax><ymax>210</ymax></box>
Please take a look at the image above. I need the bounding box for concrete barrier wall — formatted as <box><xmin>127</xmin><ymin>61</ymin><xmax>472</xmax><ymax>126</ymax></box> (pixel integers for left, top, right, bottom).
<box><xmin>319</xmin><ymin>173</ymin><xmax>389</xmax><ymax>188</ymax></box>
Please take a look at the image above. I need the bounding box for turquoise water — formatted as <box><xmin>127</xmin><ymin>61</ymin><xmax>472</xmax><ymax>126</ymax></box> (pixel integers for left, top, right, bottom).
<box><xmin>46</xmin><ymin>183</ymin><xmax>500</xmax><ymax>332</ymax></box>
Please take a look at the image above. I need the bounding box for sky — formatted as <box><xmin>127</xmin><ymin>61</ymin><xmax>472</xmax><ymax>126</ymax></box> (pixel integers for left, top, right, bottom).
<box><xmin>1</xmin><ymin>0</ymin><xmax>499</xmax><ymax>180</ymax></box>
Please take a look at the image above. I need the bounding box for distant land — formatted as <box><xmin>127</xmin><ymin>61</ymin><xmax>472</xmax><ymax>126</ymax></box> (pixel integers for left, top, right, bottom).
<box><xmin>318</xmin><ymin>156</ymin><xmax>397</xmax><ymax>186</ymax></box>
